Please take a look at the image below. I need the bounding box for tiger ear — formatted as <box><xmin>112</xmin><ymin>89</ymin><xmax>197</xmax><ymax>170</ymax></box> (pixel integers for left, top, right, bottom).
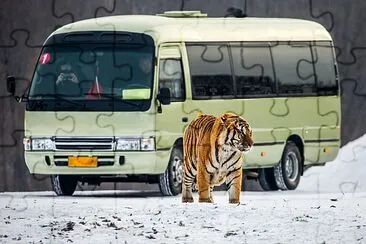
<box><xmin>220</xmin><ymin>112</ymin><xmax>238</xmax><ymax>123</ymax></box>
<box><xmin>220</xmin><ymin>114</ymin><xmax>229</xmax><ymax>124</ymax></box>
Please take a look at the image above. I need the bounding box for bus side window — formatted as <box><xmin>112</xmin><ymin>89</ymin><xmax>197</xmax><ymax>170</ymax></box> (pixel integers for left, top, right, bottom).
<box><xmin>312</xmin><ymin>41</ymin><xmax>338</xmax><ymax>95</ymax></box>
<box><xmin>158</xmin><ymin>59</ymin><xmax>186</xmax><ymax>102</ymax></box>
<box><xmin>271</xmin><ymin>42</ymin><xmax>316</xmax><ymax>95</ymax></box>
<box><xmin>230</xmin><ymin>43</ymin><xmax>276</xmax><ymax>97</ymax></box>
<box><xmin>186</xmin><ymin>44</ymin><xmax>233</xmax><ymax>99</ymax></box>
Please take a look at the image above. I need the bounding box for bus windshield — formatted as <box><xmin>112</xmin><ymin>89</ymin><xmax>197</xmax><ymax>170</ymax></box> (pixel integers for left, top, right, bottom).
<box><xmin>27</xmin><ymin>43</ymin><xmax>155</xmax><ymax>111</ymax></box>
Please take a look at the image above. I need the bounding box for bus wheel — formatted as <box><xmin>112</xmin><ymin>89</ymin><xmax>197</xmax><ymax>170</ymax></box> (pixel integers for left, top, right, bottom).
<box><xmin>274</xmin><ymin>142</ymin><xmax>302</xmax><ymax>190</ymax></box>
<box><xmin>51</xmin><ymin>175</ymin><xmax>78</xmax><ymax>196</ymax></box>
<box><xmin>158</xmin><ymin>146</ymin><xmax>183</xmax><ymax>196</ymax></box>
<box><xmin>258</xmin><ymin>168</ymin><xmax>279</xmax><ymax>191</ymax></box>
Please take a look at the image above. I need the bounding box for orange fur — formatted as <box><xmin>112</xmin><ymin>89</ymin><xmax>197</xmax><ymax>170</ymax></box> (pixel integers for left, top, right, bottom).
<box><xmin>182</xmin><ymin>112</ymin><xmax>254</xmax><ymax>204</ymax></box>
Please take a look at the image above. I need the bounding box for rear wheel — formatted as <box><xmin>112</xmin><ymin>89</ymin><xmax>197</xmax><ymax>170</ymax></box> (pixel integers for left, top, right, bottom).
<box><xmin>158</xmin><ymin>146</ymin><xmax>183</xmax><ymax>196</ymax></box>
<box><xmin>51</xmin><ymin>175</ymin><xmax>78</xmax><ymax>196</ymax></box>
<box><xmin>258</xmin><ymin>168</ymin><xmax>279</xmax><ymax>191</ymax></box>
<box><xmin>274</xmin><ymin>142</ymin><xmax>302</xmax><ymax>190</ymax></box>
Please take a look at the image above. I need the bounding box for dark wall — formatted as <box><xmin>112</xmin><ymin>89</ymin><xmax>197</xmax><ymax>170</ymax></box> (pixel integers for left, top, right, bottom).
<box><xmin>0</xmin><ymin>0</ymin><xmax>365</xmax><ymax>191</ymax></box>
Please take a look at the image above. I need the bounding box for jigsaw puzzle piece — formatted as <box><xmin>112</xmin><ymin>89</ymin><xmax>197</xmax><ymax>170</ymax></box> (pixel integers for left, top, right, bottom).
<box><xmin>182</xmin><ymin>1</ymin><xmax>245</xmax><ymax>16</ymax></box>
<box><xmin>247</xmin><ymin>0</ymin><xmax>334</xmax><ymax>31</ymax></box>
<box><xmin>52</xmin><ymin>0</ymin><xmax>112</xmax><ymax>21</ymax></box>
<box><xmin>0</xmin><ymin>194</ymin><xmax>13</xmax><ymax>215</ymax></box>
<box><xmin>298</xmin><ymin>133</ymin><xmax>366</xmax><ymax>195</ymax></box>
<box><xmin>1</xmin><ymin>0</ymin><xmax>73</xmax><ymax>50</ymax></box>
<box><xmin>310</xmin><ymin>0</ymin><xmax>366</xmax><ymax>63</ymax></box>
<box><xmin>3</xmin><ymin>194</ymin><xmax>29</xmax><ymax>213</ymax></box>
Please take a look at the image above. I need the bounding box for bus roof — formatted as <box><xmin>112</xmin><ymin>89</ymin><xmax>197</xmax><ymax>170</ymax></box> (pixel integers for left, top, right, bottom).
<box><xmin>47</xmin><ymin>11</ymin><xmax>333</xmax><ymax>45</ymax></box>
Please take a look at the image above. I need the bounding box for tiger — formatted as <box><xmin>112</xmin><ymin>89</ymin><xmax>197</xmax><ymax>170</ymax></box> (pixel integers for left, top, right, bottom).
<box><xmin>182</xmin><ymin>112</ymin><xmax>254</xmax><ymax>204</ymax></box>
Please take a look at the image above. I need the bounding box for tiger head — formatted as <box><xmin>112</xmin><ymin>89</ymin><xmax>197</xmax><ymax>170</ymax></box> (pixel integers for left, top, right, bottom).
<box><xmin>220</xmin><ymin>112</ymin><xmax>254</xmax><ymax>153</ymax></box>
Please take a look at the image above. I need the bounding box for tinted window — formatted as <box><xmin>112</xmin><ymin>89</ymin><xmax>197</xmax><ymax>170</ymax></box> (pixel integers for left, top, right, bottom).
<box><xmin>186</xmin><ymin>44</ymin><xmax>233</xmax><ymax>99</ymax></box>
<box><xmin>27</xmin><ymin>43</ymin><xmax>155</xmax><ymax>112</ymax></box>
<box><xmin>159</xmin><ymin>59</ymin><xmax>185</xmax><ymax>102</ymax></box>
<box><xmin>271</xmin><ymin>42</ymin><xmax>316</xmax><ymax>95</ymax></box>
<box><xmin>231</xmin><ymin>43</ymin><xmax>275</xmax><ymax>97</ymax></box>
<box><xmin>312</xmin><ymin>41</ymin><xmax>338</xmax><ymax>95</ymax></box>
<box><xmin>30</xmin><ymin>45</ymin><xmax>153</xmax><ymax>99</ymax></box>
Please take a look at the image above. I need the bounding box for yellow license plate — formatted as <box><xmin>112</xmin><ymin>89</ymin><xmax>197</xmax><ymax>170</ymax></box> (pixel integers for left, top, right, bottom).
<box><xmin>68</xmin><ymin>156</ymin><xmax>97</xmax><ymax>168</ymax></box>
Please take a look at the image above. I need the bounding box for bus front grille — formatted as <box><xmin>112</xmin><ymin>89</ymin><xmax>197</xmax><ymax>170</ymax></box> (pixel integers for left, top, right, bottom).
<box><xmin>54</xmin><ymin>137</ymin><xmax>114</xmax><ymax>151</ymax></box>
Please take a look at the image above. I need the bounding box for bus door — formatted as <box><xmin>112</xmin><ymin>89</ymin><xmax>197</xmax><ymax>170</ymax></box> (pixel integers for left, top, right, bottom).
<box><xmin>155</xmin><ymin>44</ymin><xmax>187</xmax><ymax>150</ymax></box>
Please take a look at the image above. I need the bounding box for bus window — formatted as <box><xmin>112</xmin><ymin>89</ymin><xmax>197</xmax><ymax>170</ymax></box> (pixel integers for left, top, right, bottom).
<box><xmin>186</xmin><ymin>44</ymin><xmax>234</xmax><ymax>99</ymax></box>
<box><xmin>159</xmin><ymin>59</ymin><xmax>185</xmax><ymax>102</ymax></box>
<box><xmin>271</xmin><ymin>42</ymin><xmax>316</xmax><ymax>95</ymax></box>
<box><xmin>312</xmin><ymin>41</ymin><xmax>338</xmax><ymax>95</ymax></box>
<box><xmin>230</xmin><ymin>43</ymin><xmax>275</xmax><ymax>97</ymax></box>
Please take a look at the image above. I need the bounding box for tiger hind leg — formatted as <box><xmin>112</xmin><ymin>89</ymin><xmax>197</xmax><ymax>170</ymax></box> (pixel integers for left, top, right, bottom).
<box><xmin>226</xmin><ymin>169</ymin><xmax>243</xmax><ymax>204</ymax></box>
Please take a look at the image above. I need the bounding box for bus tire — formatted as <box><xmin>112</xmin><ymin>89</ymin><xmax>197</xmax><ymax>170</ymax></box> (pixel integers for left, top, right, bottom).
<box><xmin>158</xmin><ymin>146</ymin><xmax>183</xmax><ymax>196</ymax></box>
<box><xmin>258</xmin><ymin>168</ymin><xmax>279</xmax><ymax>191</ymax></box>
<box><xmin>51</xmin><ymin>175</ymin><xmax>78</xmax><ymax>196</ymax></box>
<box><xmin>274</xmin><ymin>142</ymin><xmax>302</xmax><ymax>190</ymax></box>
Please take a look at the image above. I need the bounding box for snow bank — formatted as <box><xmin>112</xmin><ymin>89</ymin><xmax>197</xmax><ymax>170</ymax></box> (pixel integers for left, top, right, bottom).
<box><xmin>298</xmin><ymin>134</ymin><xmax>366</xmax><ymax>193</ymax></box>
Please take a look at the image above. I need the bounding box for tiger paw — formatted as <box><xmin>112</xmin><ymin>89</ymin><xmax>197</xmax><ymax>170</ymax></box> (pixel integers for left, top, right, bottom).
<box><xmin>182</xmin><ymin>197</ymin><xmax>194</xmax><ymax>203</ymax></box>
<box><xmin>229</xmin><ymin>199</ymin><xmax>240</xmax><ymax>204</ymax></box>
<box><xmin>199</xmin><ymin>198</ymin><xmax>214</xmax><ymax>203</ymax></box>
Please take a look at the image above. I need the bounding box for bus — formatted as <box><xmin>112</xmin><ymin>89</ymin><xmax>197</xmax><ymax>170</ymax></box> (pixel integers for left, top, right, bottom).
<box><xmin>6</xmin><ymin>10</ymin><xmax>341</xmax><ymax>196</ymax></box>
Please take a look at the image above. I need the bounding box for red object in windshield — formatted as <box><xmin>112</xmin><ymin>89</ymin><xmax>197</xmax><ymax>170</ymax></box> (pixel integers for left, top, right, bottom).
<box><xmin>39</xmin><ymin>53</ymin><xmax>51</xmax><ymax>64</ymax></box>
<box><xmin>86</xmin><ymin>80</ymin><xmax>104</xmax><ymax>99</ymax></box>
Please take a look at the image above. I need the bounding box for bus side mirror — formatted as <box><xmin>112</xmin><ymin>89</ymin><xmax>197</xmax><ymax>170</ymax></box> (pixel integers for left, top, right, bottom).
<box><xmin>6</xmin><ymin>76</ymin><xmax>16</xmax><ymax>96</ymax></box>
<box><xmin>157</xmin><ymin>87</ymin><xmax>171</xmax><ymax>105</ymax></box>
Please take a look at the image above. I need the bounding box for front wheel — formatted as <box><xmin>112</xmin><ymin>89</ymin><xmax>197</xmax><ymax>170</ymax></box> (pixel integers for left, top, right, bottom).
<box><xmin>51</xmin><ymin>175</ymin><xmax>78</xmax><ymax>196</ymax></box>
<box><xmin>158</xmin><ymin>146</ymin><xmax>183</xmax><ymax>196</ymax></box>
<box><xmin>258</xmin><ymin>168</ymin><xmax>279</xmax><ymax>191</ymax></box>
<box><xmin>274</xmin><ymin>142</ymin><xmax>302</xmax><ymax>190</ymax></box>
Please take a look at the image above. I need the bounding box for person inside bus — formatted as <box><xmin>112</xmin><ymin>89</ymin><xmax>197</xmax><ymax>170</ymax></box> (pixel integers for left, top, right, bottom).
<box><xmin>133</xmin><ymin>56</ymin><xmax>153</xmax><ymax>87</ymax></box>
<box><xmin>55</xmin><ymin>62</ymin><xmax>83</xmax><ymax>97</ymax></box>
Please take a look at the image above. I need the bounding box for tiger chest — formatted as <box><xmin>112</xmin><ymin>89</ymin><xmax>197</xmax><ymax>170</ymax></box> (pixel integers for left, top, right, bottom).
<box><xmin>210</xmin><ymin>147</ymin><xmax>240</xmax><ymax>185</ymax></box>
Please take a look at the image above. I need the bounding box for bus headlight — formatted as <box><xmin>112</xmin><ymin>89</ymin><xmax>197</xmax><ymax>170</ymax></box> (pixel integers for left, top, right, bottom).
<box><xmin>31</xmin><ymin>138</ymin><xmax>55</xmax><ymax>151</ymax></box>
<box><xmin>141</xmin><ymin>137</ymin><xmax>155</xmax><ymax>151</ymax></box>
<box><xmin>115</xmin><ymin>137</ymin><xmax>155</xmax><ymax>151</ymax></box>
<box><xmin>116</xmin><ymin>138</ymin><xmax>141</xmax><ymax>151</ymax></box>
<box><xmin>23</xmin><ymin>137</ymin><xmax>31</xmax><ymax>151</ymax></box>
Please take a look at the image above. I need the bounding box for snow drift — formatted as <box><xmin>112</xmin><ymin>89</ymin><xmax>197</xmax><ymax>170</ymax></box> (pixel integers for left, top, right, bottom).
<box><xmin>298</xmin><ymin>134</ymin><xmax>366</xmax><ymax>194</ymax></box>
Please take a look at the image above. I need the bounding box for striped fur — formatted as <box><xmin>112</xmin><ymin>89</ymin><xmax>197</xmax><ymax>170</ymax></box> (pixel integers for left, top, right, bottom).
<box><xmin>182</xmin><ymin>112</ymin><xmax>254</xmax><ymax>204</ymax></box>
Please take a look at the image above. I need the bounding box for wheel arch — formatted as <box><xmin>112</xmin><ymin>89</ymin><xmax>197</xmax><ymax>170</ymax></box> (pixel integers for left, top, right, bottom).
<box><xmin>286</xmin><ymin>134</ymin><xmax>305</xmax><ymax>175</ymax></box>
<box><xmin>158</xmin><ymin>137</ymin><xmax>184</xmax><ymax>196</ymax></box>
<box><xmin>173</xmin><ymin>137</ymin><xmax>183</xmax><ymax>151</ymax></box>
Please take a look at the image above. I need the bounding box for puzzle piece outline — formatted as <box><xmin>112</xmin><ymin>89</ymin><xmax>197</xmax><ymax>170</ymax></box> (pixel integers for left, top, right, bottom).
<box><xmin>1</xmin><ymin>2</ymin><xmax>365</xmax><ymax>243</ymax></box>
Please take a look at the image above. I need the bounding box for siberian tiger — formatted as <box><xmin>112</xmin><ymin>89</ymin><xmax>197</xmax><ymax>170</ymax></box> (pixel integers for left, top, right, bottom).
<box><xmin>182</xmin><ymin>112</ymin><xmax>254</xmax><ymax>204</ymax></box>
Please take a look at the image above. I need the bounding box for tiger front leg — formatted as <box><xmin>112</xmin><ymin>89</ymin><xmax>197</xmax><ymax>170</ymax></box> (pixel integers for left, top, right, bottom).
<box><xmin>197</xmin><ymin>163</ymin><xmax>213</xmax><ymax>203</ymax></box>
<box><xmin>182</xmin><ymin>160</ymin><xmax>195</xmax><ymax>203</ymax></box>
<box><xmin>209</xmin><ymin>186</ymin><xmax>215</xmax><ymax>203</ymax></box>
<box><xmin>182</xmin><ymin>174</ymin><xmax>194</xmax><ymax>203</ymax></box>
<box><xmin>226</xmin><ymin>169</ymin><xmax>243</xmax><ymax>204</ymax></box>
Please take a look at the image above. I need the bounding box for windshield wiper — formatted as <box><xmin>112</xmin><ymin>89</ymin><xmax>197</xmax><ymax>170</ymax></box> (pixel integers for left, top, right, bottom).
<box><xmin>83</xmin><ymin>93</ymin><xmax>147</xmax><ymax>109</ymax></box>
<box><xmin>28</xmin><ymin>94</ymin><xmax>89</xmax><ymax>110</ymax></box>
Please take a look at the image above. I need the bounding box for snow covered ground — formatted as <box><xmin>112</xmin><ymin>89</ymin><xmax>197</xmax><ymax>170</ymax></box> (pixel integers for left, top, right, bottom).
<box><xmin>1</xmin><ymin>135</ymin><xmax>366</xmax><ymax>243</ymax></box>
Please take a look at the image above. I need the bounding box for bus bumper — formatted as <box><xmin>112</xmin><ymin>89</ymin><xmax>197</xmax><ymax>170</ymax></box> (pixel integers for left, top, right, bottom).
<box><xmin>24</xmin><ymin>151</ymin><xmax>170</xmax><ymax>175</ymax></box>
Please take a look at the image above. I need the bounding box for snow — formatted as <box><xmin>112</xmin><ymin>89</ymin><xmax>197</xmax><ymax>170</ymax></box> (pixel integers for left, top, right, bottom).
<box><xmin>298</xmin><ymin>134</ymin><xmax>366</xmax><ymax>194</ymax></box>
<box><xmin>1</xmin><ymin>135</ymin><xmax>366</xmax><ymax>243</ymax></box>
